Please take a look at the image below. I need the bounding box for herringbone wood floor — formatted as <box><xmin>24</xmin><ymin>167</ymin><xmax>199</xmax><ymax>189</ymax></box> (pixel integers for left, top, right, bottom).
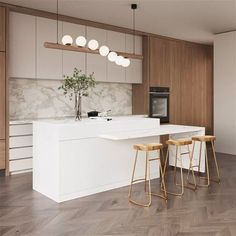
<box><xmin>0</xmin><ymin>152</ymin><xmax>235</xmax><ymax>236</ymax></box>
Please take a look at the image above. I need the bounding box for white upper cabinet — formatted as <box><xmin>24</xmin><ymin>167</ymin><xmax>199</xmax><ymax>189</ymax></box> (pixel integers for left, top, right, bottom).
<box><xmin>62</xmin><ymin>22</ymin><xmax>86</xmax><ymax>77</ymax></box>
<box><xmin>9</xmin><ymin>12</ymin><xmax>36</xmax><ymax>78</ymax></box>
<box><xmin>87</xmin><ymin>27</ymin><xmax>107</xmax><ymax>82</ymax></box>
<box><xmin>36</xmin><ymin>17</ymin><xmax>62</xmax><ymax>80</ymax></box>
<box><xmin>125</xmin><ymin>34</ymin><xmax>143</xmax><ymax>84</ymax></box>
<box><xmin>8</xmin><ymin>12</ymin><xmax>142</xmax><ymax>84</ymax></box>
<box><xmin>125</xmin><ymin>34</ymin><xmax>142</xmax><ymax>54</ymax></box>
<box><xmin>125</xmin><ymin>59</ymin><xmax>142</xmax><ymax>84</ymax></box>
<box><xmin>107</xmin><ymin>31</ymin><xmax>126</xmax><ymax>83</ymax></box>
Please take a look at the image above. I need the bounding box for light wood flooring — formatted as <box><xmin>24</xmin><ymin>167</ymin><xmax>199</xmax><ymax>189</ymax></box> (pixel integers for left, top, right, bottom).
<box><xmin>0</xmin><ymin>153</ymin><xmax>235</xmax><ymax>236</ymax></box>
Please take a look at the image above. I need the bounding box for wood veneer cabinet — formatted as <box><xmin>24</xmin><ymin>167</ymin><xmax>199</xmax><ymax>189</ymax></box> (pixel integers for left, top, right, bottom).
<box><xmin>0</xmin><ymin>52</ymin><xmax>5</xmax><ymax>140</ymax></box>
<box><xmin>133</xmin><ymin>36</ymin><xmax>213</xmax><ymax>133</ymax></box>
<box><xmin>0</xmin><ymin>7</ymin><xmax>6</xmax><ymax>171</ymax></box>
<box><xmin>0</xmin><ymin>140</ymin><xmax>5</xmax><ymax>169</ymax></box>
<box><xmin>0</xmin><ymin>7</ymin><xmax>5</xmax><ymax>52</ymax></box>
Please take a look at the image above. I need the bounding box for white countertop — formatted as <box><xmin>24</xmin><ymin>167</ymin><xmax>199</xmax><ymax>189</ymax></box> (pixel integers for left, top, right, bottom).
<box><xmin>99</xmin><ymin>124</ymin><xmax>205</xmax><ymax>140</ymax></box>
<box><xmin>10</xmin><ymin>115</ymin><xmax>148</xmax><ymax>125</ymax></box>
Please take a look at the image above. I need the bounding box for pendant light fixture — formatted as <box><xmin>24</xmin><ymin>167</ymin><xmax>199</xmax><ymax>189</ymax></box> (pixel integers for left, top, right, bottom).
<box><xmin>76</xmin><ymin>36</ymin><xmax>87</xmax><ymax>47</ymax></box>
<box><xmin>121</xmin><ymin>3</ymin><xmax>137</xmax><ymax>67</ymax></box>
<box><xmin>88</xmin><ymin>39</ymin><xmax>99</xmax><ymax>50</ymax></box>
<box><xmin>108</xmin><ymin>51</ymin><xmax>118</xmax><ymax>62</ymax></box>
<box><xmin>44</xmin><ymin>1</ymin><xmax>143</xmax><ymax>64</ymax></box>
<box><xmin>55</xmin><ymin>0</ymin><xmax>72</xmax><ymax>46</ymax></box>
<box><xmin>115</xmin><ymin>55</ymin><xmax>124</xmax><ymax>65</ymax></box>
<box><xmin>62</xmin><ymin>35</ymin><xmax>73</xmax><ymax>45</ymax></box>
<box><xmin>99</xmin><ymin>45</ymin><xmax>110</xmax><ymax>56</ymax></box>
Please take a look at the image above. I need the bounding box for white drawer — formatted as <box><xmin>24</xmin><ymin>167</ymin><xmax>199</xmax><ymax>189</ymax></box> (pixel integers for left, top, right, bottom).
<box><xmin>9</xmin><ymin>147</ymin><xmax>33</xmax><ymax>160</ymax></box>
<box><xmin>10</xmin><ymin>124</ymin><xmax>32</xmax><ymax>136</ymax></box>
<box><xmin>9</xmin><ymin>136</ymin><xmax>32</xmax><ymax>148</ymax></box>
<box><xmin>9</xmin><ymin>158</ymin><xmax>32</xmax><ymax>172</ymax></box>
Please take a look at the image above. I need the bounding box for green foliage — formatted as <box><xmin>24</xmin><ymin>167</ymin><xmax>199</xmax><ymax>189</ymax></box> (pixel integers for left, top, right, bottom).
<box><xmin>58</xmin><ymin>68</ymin><xmax>96</xmax><ymax>100</ymax></box>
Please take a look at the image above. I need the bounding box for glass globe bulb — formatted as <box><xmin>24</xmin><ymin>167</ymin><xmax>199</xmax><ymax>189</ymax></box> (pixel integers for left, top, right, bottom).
<box><xmin>99</xmin><ymin>45</ymin><xmax>109</xmax><ymax>56</ymax></box>
<box><xmin>122</xmin><ymin>58</ymin><xmax>131</xmax><ymax>67</ymax></box>
<box><xmin>76</xmin><ymin>36</ymin><xmax>87</xmax><ymax>47</ymax></box>
<box><xmin>107</xmin><ymin>51</ymin><xmax>117</xmax><ymax>62</ymax></box>
<box><xmin>88</xmin><ymin>39</ymin><xmax>99</xmax><ymax>50</ymax></box>
<box><xmin>62</xmin><ymin>35</ymin><xmax>73</xmax><ymax>45</ymax></box>
<box><xmin>115</xmin><ymin>55</ymin><xmax>124</xmax><ymax>66</ymax></box>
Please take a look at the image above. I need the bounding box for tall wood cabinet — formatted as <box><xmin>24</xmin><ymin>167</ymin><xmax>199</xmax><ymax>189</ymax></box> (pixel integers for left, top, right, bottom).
<box><xmin>133</xmin><ymin>36</ymin><xmax>213</xmax><ymax>134</ymax></box>
<box><xmin>0</xmin><ymin>52</ymin><xmax>5</xmax><ymax>140</ymax></box>
<box><xmin>0</xmin><ymin>7</ymin><xmax>5</xmax><ymax>52</ymax></box>
<box><xmin>0</xmin><ymin>7</ymin><xmax>6</xmax><ymax>170</ymax></box>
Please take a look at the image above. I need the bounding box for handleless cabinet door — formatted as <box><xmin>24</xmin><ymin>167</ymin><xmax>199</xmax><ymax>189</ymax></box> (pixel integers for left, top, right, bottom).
<box><xmin>62</xmin><ymin>22</ymin><xmax>86</xmax><ymax>76</ymax></box>
<box><xmin>125</xmin><ymin>34</ymin><xmax>142</xmax><ymax>55</ymax></box>
<box><xmin>0</xmin><ymin>52</ymin><xmax>5</xmax><ymax>139</ymax></box>
<box><xmin>9</xmin><ymin>12</ymin><xmax>36</xmax><ymax>78</ymax></box>
<box><xmin>125</xmin><ymin>59</ymin><xmax>142</xmax><ymax>84</ymax></box>
<box><xmin>0</xmin><ymin>7</ymin><xmax>5</xmax><ymax>52</ymax></box>
<box><xmin>87</xmin><ymin>27</ymin><xmax>107</xmax><ymax>82</ymax></box>
<box><xmin>125</xmin><ymin>34</ymin><xmax>142</xmax><ymax>84</ymax></box>
<box><xmin>107</xmin><ymin>31</ymin><xmax>125</xmax><ymax>83</ymax></box>
<box><xmin>36</xmin><ymin>17</ymin><xmax>62</xmax><ymax>80</ymax></box>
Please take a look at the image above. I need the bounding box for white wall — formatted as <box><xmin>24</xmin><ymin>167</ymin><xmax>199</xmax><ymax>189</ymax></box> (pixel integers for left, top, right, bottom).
<box><xmin>214</xmin><ymin>31</ymin><xmax>236</xmax><ymax>155</ymax></box>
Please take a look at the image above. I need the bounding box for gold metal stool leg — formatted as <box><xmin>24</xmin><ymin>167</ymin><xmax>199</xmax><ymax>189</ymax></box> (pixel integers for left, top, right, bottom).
<box><xmin>150</xmin><ymin>149</ymin><xmax>167</xmax><ymax>203</ymax></box>
<box><xmin>160</xmin><ymin>148</ymin><xmax>168</xmax><ymax>202</ymax></box>
<box><xmin>198</xmin><ymin>141</ymin><xmax>210</xmax><ymax>187</ymax></box>
<box><xmin>211</xmin><ymin>140</ymin><xmax>221</xmax><ymax>183</ymax></box>
<box><xmin>186</xmin><ymin>144</ymin><xmax>197</xmax><ymax>191</ymax></box>
<box><xmin>144</xmin><ymin>153</ymin><xmax>148</xmax><ymax>192</ymax></box>
<box><xmin>164</xmin><ymin>145</ymin><xmax>185</xmax><ymax>197</ymax></box>
<box><xmin>200</xmin><ymin>140</ymin><xmax>221</xmax><ymax>184</ymax></box>
<box><xmin>128</xmin><ymin>150</ymin><xmax>152</xmax><ymax>207</ymax></box>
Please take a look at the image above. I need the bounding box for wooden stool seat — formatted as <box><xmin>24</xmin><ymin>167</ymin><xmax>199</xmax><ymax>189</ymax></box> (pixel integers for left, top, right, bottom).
<box><xmin>192</xmin><ymin>135</ymin><xmax>216</xmax><ymax>142</ymax></box>
<box><xmin>133</xmin><ymin>143</ymin><xmax>163</xmax><ymax>151</ymax></box>
<box><xmin>166</xmin><ymin>139</ymin><xmax>192</xmax><ymax>146</ymax></box>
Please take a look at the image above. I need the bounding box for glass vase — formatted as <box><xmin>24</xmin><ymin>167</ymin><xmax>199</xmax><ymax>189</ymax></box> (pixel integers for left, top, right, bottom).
<box><xmin>75</xmin><ymin>93</ymin><xmax>82</xmax><ymax>121</ymax></box>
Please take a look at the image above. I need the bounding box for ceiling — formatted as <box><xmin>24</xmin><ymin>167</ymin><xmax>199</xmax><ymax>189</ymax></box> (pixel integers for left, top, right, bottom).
<box><xmin>2</xmin><ymin>0</ymin><xmax>236</xmax><ymax>44</ymax></box>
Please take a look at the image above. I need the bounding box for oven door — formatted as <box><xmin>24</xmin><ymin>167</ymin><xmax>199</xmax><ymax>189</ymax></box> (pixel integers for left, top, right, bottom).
<box><xmin>149</xmin><ymin>93</ymin><xmax>169</xmax><ymax>123</ymax></box>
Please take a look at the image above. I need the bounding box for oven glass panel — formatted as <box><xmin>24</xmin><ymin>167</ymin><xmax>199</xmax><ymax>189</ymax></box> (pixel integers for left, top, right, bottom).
<box><xmin>152</xmin><ymin>97</ymin><xmax>167</xmax><ymax>117</ymax></box>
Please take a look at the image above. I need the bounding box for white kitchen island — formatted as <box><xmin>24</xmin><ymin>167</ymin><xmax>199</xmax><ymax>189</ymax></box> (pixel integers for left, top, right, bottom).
<box><xmin>33</xmin><ymin>116</ymin><xmax>205</xmax><ymax>203</ymax></box>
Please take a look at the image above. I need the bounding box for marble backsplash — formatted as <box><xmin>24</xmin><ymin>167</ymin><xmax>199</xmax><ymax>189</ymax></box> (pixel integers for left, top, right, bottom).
<box><xmin>9</xmin><ymin>78</ymin><xmax>132</xmax><ymax>120</ymax></box>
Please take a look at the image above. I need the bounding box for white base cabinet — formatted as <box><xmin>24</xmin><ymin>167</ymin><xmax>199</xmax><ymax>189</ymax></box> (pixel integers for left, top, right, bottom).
<box><xmin>33</xmin><ymin>117</ymin><xmax>205</xmax><ymax>203</ymax></box>
<box><xmin>9</xmin><ymin>122</ymin><xmax>33</xmax><ymax>174</ymax></box>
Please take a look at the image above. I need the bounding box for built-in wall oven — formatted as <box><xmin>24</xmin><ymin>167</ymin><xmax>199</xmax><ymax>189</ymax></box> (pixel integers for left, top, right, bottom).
<box><xmin>149</xmin><ymin>87</ymin><xmax>170</xmax><ymax>123</ymax></box>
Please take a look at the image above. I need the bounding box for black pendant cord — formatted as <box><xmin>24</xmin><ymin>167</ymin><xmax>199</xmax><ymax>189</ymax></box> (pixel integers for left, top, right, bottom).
<box><xmin>131</xmin><ymin>4</ymin><xmax>137</xmax><ymax>55</ymax></box>
<box><xmin>57</xmin><ymin>0</ymin><xmax>59</xmax><ymax>44</ymax></box>
<box><xmin>85</xmin><ymin>26</ymin><xmax>88</xmax><ymax>75</ymax></box>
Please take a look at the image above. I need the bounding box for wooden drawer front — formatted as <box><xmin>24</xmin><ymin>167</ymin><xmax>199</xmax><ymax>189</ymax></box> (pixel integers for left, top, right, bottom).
<box><xmin>10</xmin><ymin>136</ymin><xmax>32</xmax><ymax>148</ymax></box>
<box><xmin>9</xmin><ymin>147</ymin><xmax>32</xmax><ymax>160</ymax></box>
<box><xmin>0</xmin><ymin>140</ymin><xmax>5</xmax><ymax>169</ymax></box>
<box><xmin>10</xmin><ymin>124</ymin><xmax>32</xmax><ymax>136</ymax></box>
<box><xmin>9</xmin><ymin>158</ymin><xmax>32</xmax><ymax>172</ymax></box>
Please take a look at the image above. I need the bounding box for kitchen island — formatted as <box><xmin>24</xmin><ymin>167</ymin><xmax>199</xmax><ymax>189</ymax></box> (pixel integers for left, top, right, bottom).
<box><xmin>33</xmin><ymin>116</ymin><xmax>205</xmax><ymax>203</ymax></box>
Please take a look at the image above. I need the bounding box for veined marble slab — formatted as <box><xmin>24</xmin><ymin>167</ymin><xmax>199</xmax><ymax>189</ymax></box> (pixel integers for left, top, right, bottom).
<box><xmin>9</xmin><ymin>78</ymin><xmax>132</xmax><ymax>120</ymax></box>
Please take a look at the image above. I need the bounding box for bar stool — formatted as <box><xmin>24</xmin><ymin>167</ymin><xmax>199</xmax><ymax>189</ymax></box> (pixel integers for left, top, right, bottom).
<box><xmin>190</xmin><ymin>135</ymin><xmax>220</xmax><ymax>187</ymax></box>
<box><xmin>128</xmin><ymin>143</ymin><xmax>167</xmax><ymax>207</ymax></box>
<box><xmin>163</xmin><ymin>139</ymin><xmax>196</xmax><ymax>197</ymax></box>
